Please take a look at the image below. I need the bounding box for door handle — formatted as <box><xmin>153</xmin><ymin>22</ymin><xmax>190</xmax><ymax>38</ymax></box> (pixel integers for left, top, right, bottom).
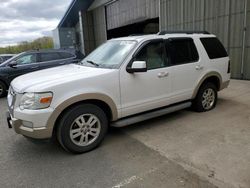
<box><xmin>59</xmin><ymin>62</ymin><xmax>65</xmax><ymax>65</ymax></box>
<box><xmin>158</xmin><ymin>72</ymin><xmax>169</xmax><ymax>78</ymax></box>
<box><xmin>195</xmin><ymin>65</ymin><xmax>204</xmax><ymax>70</ymax></box>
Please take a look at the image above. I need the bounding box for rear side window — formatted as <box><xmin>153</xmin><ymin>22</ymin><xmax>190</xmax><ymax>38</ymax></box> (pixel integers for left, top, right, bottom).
<box><xmin>200</xmin><ymin>37</ymin><xmax>228</xmax><ymax>59</ymax></box>
<box><xmin>59</xmin><ymin>52</ymin><xmax>74</xmax><ymax>59</ymax></box>
<box><xmin>40</xmin><ymin>53</ymin><xmax>61</xmax><ymax>62</ymax></box>
<box><xmin>168</xmin><ymin>38</ymin><xmax>199</xmax><ymax>65</ymax></box>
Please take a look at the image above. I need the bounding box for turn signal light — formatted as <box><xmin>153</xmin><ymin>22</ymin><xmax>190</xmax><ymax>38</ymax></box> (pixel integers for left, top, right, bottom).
<box><xmin>40</xmin><ymin>97</ymin><xmax>52</xmax><ymax>104</ymax></box>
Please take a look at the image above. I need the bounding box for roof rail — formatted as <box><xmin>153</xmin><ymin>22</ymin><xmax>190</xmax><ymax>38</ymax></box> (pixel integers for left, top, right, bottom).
<box><xmin>158</xmin><ymin>30</ymin><xmax>210</xmax><ymax>35</ymax></box>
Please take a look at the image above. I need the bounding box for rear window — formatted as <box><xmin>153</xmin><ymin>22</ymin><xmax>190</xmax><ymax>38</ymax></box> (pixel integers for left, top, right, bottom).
<box><xmin>168</xmin><ymin>38</ymin><xmax>199</xmax><ymax>65</ymax></box>
<box><xmin>200</xmin><ymin>37</ymin><xmax>228</xmax><ymax>59</ymax></box>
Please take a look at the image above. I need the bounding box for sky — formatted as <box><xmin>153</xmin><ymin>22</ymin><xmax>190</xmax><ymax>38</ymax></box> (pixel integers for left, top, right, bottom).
<box><xmin>0</xmin><ymin>0</ymin><xmax>72</xmax><ymax>47</ymax></box>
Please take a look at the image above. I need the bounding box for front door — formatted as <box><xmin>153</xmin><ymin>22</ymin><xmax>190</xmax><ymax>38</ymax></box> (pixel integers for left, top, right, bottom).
<box><xmin>120</xmin><ymin>40</ymin><xmax>172</xmax><ymax>118</ymax></box>
<box><xmin>8</xmin><ymin>53</ymin><xmax>39</xmax><ymax>82</ymax></box>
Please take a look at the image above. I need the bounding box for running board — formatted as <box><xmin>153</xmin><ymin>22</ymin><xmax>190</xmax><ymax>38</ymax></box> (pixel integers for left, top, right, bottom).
<box><xmin>111</xmin><ymin>102</ymin><xmax>192</xmax><ymax>128</ymax></box>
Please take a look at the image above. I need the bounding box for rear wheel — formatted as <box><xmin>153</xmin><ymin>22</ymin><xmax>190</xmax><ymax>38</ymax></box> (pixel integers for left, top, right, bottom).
<box><xmin>0</xmin><ymin>81</ymin><xmax>7</xmax><ymax>98</ymax></box>
<box><xmin>192</xmin><ymin>82</ymin><xmax>217</xmax><ymax>112</ymax></box>
<box><xmin>57</xmin><ymin>104</ymin><xmax>108</xmax><ymax>154</ymax></box>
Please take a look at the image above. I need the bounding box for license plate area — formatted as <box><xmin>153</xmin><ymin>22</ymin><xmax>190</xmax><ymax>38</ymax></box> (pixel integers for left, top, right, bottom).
<box><xmin>7</xmin><ymin>87</ymin><xmax>16</xmax><ymax>117</ymax></box>
<box><xmin>6</xmin><ymin>112</ymin><xmax>12</xmax><ymax>128</ymax></box>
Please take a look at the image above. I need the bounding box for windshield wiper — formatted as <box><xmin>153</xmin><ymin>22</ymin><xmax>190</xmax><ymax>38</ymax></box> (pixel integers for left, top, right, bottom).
<box><xmin>86</xmin><ymin>60</ymin><xmax>99</xmax><ymax>67</ymax></box>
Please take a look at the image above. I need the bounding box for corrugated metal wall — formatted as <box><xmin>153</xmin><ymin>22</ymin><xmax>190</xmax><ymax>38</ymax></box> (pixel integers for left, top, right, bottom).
<box><xmin>106</xmin><ymin>0</ymin><xmax>159</xmax><ymax>30</ymax></box>
<box><xmin>92</xmin><ymin>6</ymin><xmax>107</xmax><ymax>46</ymax></box>
<box><xmin>160</xmin><ymin>0</ymin><xmax>249</xmax><ymax>79</ymax></box>
<box><xmin>82</xmin><ymin>11</ymin><xmax>96</xmax><ymax>54</ymax></box>
<box><xmin>244</xmin><ymin>1</ymin><xmax>250</xmax><ymax>79</ymax></box>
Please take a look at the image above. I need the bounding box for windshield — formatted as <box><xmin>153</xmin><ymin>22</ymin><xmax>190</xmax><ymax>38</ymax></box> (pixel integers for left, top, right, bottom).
<box><xmin>80</xmin><ymin>40</ymin><xmax>137</xmax><ymax>69</ymax></box>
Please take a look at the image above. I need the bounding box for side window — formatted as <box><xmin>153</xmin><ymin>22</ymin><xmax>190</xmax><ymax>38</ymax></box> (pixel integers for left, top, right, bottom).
<box><xmin>200</xmin><ymin>37</ymin><xmax>228</xmax><ymax>59</ymax></box>
<box><xmin>168</xmin><ymin>38</ymin><xmax>199</xmax><ymax>65</ymax></box>
<box><xmin>59</xmin><ymin>52</ymin><xmax>74</xmax><ymax>59</ymax></box>
<box><xmin>16</xmin><ymin>54</ymin><xmax>36</xmax><ymax>65</ymax></box>
<box><xmin>134</xmin><ymin>41</ymin><xmax>167</xmax><ymax>70</ymax></box>
<box><xmin>40</xmin><ymin>53</ymin><xmax>61</xmax><ymax>62</ymax></box>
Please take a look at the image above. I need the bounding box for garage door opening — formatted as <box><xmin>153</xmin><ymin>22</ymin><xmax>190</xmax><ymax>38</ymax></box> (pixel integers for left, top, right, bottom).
<box><xmin>107</xmin><ymin>18</ymin><xmax>159</xmax><ymax>40</ymax></box>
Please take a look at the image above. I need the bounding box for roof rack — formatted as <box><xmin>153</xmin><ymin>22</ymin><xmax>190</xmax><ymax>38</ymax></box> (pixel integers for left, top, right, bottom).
<box><xmin>158</xmin><ymin>30</ymin><xmax>210</xmax><ymax>35</ymax></box>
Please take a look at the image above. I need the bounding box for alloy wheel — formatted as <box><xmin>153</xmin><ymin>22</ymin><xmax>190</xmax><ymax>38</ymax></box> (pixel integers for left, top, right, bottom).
<box><xmin>202</xmin><ymin>88</ymin><xmax>215</xmax><ymax>110</ymax></box>
<box><xmin>69</xmin><ymin>114</ymin><xmax>101</xmax><ymax>147</ymax></box>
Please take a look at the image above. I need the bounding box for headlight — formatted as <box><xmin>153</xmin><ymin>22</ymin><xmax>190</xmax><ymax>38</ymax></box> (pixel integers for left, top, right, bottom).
<box><xmin>20</xmin><ymin>92</ymin><xmax>53</xmax><ymax>110</ymax></box>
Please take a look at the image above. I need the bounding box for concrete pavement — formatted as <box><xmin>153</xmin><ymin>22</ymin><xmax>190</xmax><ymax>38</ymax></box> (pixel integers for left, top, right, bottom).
<box><xmin>122</xmin><ymin>80</ymin><xmax>250</xmax><ymax>188</ymax></box>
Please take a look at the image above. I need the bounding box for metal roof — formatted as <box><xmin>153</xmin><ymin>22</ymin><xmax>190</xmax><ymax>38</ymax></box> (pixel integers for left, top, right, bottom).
<box><xmin>58</xmin><ymin>0</ymin><xmax>94</xmax><ymax>28</ymax></box>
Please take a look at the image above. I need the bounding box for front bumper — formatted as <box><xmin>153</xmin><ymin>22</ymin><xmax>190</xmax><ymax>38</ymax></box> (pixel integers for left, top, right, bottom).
<box><xmin>6</xmin><ymin>111</ymin><xmax>53</xmax><ymax>139</ymax></box>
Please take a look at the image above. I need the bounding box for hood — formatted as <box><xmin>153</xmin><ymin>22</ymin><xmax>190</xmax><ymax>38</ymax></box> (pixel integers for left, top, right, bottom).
<box><xmin>11</xmin><ymin>64</ymin><xmax>115</xmax><ymax>93</ymax></box>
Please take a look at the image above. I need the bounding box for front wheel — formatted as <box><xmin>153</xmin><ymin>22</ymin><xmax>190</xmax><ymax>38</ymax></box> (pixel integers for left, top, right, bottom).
<box><xmin>192</xmin><ymin>82</ymin><xmax>217</xmax><ymax>112</ymax></box>
<box><xmin>57</xmin><ymin>104</ymin><xmax>108</xmax><ymax>154</ymax></box>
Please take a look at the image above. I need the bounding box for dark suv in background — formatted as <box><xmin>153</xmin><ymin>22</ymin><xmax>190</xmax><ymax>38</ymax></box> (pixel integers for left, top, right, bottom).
<box><xmin>0</xmin><ymin>49</ymin><xmax>81</xmax><ymax>97</ymax></box>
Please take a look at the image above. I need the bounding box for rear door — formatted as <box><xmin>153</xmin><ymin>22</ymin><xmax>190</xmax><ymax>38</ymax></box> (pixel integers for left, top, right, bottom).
<box><xmin>37</xmin><ymin>52</ymin><xmax>63</xmax><ymax>70</ymax></box>
<box><xmin>166</xmin><ymin>37</ymin><xmax>204</xmax><ymax>102</ymax></box>
<box><xmin>38</xmin><ymin>52</ymin><xmax>76</xmax><ymax>70</ymax></box>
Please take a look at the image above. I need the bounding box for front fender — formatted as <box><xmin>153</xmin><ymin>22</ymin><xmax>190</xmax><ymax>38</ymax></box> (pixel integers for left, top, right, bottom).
<box><xmin>46</xmin><ymin>93</ymin><xmax>118</xmax><ymax>132</ymax></box>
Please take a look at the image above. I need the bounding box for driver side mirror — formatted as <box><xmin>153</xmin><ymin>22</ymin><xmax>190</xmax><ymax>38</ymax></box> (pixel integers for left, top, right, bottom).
<box><xmin>127</xmin><ymin>61</ymin><xmax>147</xmax><ymax>73</ymax></box>
<box><xmin>8</xmin><ymin>61</ymin><xmax>17</xmax><ymax>68</ymax></box>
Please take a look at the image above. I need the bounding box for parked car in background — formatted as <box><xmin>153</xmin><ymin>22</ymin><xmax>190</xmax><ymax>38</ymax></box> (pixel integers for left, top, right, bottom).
<box><xmin>0</xmin><ymin>54</ymin><xmax>16</xmax><ymax>64</ymax></box>
<box><xmin>6</xmin><ymin>31</ymin><xmax>230</xmax><ymax>153</ymax></box>
<box><xmin>0</xmin><ymin>49</ymin><xmax>78</xmax><ymax>97</ymax></box>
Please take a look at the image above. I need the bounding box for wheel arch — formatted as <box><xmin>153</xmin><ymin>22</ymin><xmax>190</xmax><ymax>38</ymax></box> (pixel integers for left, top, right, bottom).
<box><xmin>46</xmin><ymin>93</ymin><xmax>118</xmax><ymax>137</ymax></box>
<box><xmin>192</xmin><ymin>72</ymin><xmax>222</xmax><ymax>99</ymax></box>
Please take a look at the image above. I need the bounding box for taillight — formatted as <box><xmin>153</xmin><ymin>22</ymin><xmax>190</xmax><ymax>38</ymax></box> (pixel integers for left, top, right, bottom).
<box><xmin>227</xmin><ymin>60</ymin><xmax>231</xmax><ymax>73</ymax></box>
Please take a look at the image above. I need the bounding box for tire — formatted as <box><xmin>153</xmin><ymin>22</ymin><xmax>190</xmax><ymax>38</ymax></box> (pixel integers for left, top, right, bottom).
<box><xmin>192</xmin><ymin>82</ymin><xmax>217</xmax><ymax>112</ymax></box>
<box><xmin>0</xmin><ymin>80</ymin><xmax>7</xmax><ymax>98</ymax></box>
<box><xmin>57</xmin><ymin>104</ymin><xmax>108</xmax><ymax>154</ymax></box>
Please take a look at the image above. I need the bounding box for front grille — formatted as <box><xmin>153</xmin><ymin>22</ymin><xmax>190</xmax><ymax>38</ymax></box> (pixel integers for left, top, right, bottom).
<box><xmin>7</xmin><ymin>86</ymin><xmax>16</xmax><ymax>116</ymax></box>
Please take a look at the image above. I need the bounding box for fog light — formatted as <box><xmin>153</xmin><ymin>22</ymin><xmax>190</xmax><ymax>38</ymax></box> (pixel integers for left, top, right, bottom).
<box><xmin>22</xmin><ymin>121</ymin><xmax>33</xmax><ymax>128</ymax></box>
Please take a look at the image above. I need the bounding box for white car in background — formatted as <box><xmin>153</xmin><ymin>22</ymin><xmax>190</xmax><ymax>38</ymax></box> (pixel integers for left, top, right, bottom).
<box><xmin>0</xmin><ymin>54</ymin><xmax>16</xmax><ymax>64</ymax></box>
<box><xmin>7</xmin><ymin>31</ymin><xmax>230</xmax><ymax>153</ymax></box>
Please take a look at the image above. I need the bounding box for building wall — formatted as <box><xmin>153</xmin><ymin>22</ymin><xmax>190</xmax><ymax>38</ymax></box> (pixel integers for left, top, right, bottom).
<box><xmin>92</xmin><ymin>6</ymin><xmax>107</xmax><ymax>47</ymax></box>
<box><xmin>53</xmin><ymin>27</ymin><xmax>76</xmax><ymax>49</ymax></box>
<box><xmin>244</xmin><ymin>1</ymin><xmax>250</xmax><ymax>79</ymax></box>
<box><xmin>160</xmin><ymin>0</ymin><xmax>249</xmax><ymax>79</ymax></box>
<box><xmin>106</xmin><ymin>0</ymin><xmax>159</xmax><ymax>30</ymax></box>
<box><xmin>81</xmin><ymin>11</ymin><xmax>96</xmax><ymax>54</ymax></box>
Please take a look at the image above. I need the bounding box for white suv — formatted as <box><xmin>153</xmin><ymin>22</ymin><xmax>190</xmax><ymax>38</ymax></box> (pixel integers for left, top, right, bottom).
<box><xmin>6</xmin><ymin>31</ymin><xmax>230</xmax><ymax>153</ymax></box>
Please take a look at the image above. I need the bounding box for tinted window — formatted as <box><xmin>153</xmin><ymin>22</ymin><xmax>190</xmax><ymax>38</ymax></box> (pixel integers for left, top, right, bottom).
<box><xmin>16</xmin><ymin>54</ymin><xmax>36</xmax><ymax>65</ymax></box>
<box><xmin>135</xmin><ymin>41</ymin><xmax>167</xmax><ymax>70</ymax></box>
<box><xmin>59</xmin><ymin>52</ymin><xmax>74</xmax><ymax>59</ymax></box>
<box><xmin>168</xmin><ymin>38</ymin><xmax>199</xmax><ymax>65</ymax></box>
<box><xmin>40</xmin><ymin>53</ymin><xmax>61</xmax><ymax>62</ymax></box>
<box><xmin>200</xmin><ymin>37</ymin><xmax>228</xmax><ymax>59</ymax></box>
